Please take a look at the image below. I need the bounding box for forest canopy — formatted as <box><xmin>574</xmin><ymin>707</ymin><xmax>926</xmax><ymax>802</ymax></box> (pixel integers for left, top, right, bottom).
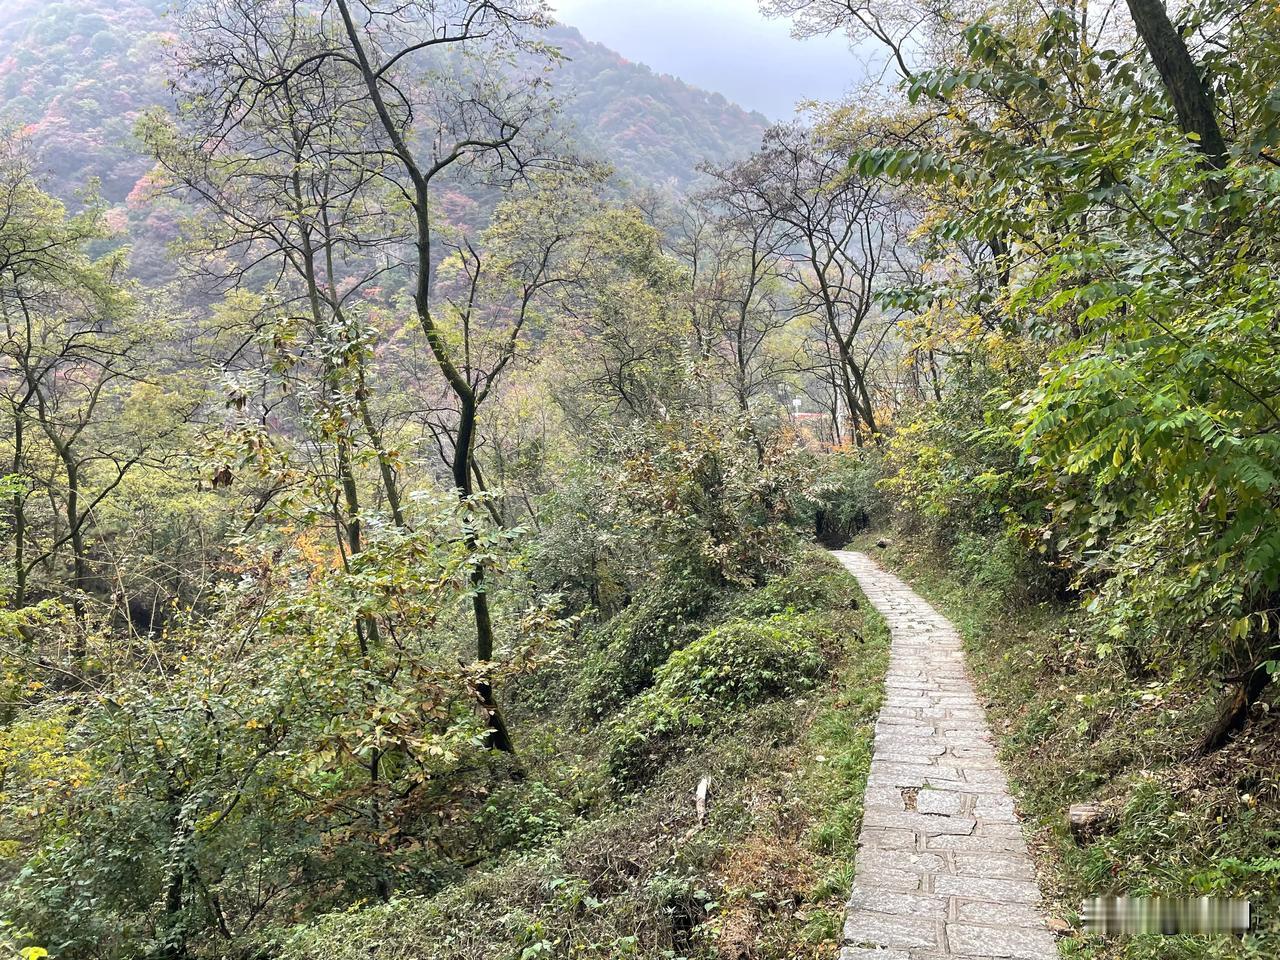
<box><xmin>2</xmin><ymin>1</ymin><xmax>1279</xmax><ymax>958</ymax></box>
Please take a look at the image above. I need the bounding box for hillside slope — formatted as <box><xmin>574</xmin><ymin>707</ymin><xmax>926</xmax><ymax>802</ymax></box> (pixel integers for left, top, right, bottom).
<box><xmin>547</xmin><ymin>24</ymin><xmax>769</xmax><ymax>189</ymax></box>
<box><xmin>0</xmin><ymin>0</ymin><xmax>170</xmax><ymax>201</ymax></box>
<box><xmin>0</xmin><ymin>1</ymin><xmax>767</xmax><ymax>205</ymax></box>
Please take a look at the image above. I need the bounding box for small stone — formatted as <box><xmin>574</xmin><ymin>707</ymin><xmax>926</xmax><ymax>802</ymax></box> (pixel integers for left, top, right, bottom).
<box><xmin>858</xmin><ymin>828</ymin><xmax>918</xmax><ymax>851</ymax></box>
<box><xmin>925</xmin><ymin>832</ymin><xmax>1028</xmax><ymax>853</ymax></box>
<box><xmin>859</xmin><ymin>850</ymin><xmax>946</xmax><ymax>874</ymax></box>
<box><xmin>867</xmin><ymin>760</ymin><xmax>964</xmax><ymax>786</ymax></box>
<box><xmin>973</xmin><ymin>795</ymin><xmax>1019</xmax><ymax>823</ymax></box>
<box><xmin>955</xmin><ymin>900</ymin><xmax>1047</xmax><ymax>928</ymax></box>
<box><xmin>879</xmin><ymin>743</ymin><xmax>948</xmax><ymax>761</ymax></box>
<box><xmin>853</xmin><ymin>867</ymin><xmax>924</xmax><ymax>892</ymax></box>
<box><xmin>861</xmin><ymin>808</ymin><xmax>978</xmax><ymax>836</ymax></box>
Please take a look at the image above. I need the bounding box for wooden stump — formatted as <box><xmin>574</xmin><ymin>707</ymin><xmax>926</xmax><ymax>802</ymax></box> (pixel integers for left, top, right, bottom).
<box><xmin>1068</xmin><ymin>802</ymin><xmax>1109</xmax><ymax>841</ymax></box>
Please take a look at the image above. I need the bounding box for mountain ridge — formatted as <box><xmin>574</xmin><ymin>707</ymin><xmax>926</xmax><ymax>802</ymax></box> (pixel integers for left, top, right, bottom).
<box><xmin>545</xmin><ymin>23</ymin><xmax>770</xmax><ymax>188</ymax></box>
<box><xmin>0</xmin><ymin>1</ymin><xmax>769</xmax><ymax>205</ymax></box>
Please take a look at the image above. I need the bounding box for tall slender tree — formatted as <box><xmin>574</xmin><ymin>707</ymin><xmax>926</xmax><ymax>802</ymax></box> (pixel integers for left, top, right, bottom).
<box><xmin>707</xmin><ymin>125</ymin><xmax>906</xmax><ymax>444</ymax></box>
<box><xmin>155</xmin><ymin>0</ymin><xmax>571</xmax><ymax>752</ymax></box>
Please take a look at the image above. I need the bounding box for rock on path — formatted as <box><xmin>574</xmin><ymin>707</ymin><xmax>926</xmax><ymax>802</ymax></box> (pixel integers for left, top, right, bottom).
<box><xmin>833</xmin><ymin>551</ymin><xmax>1059</xmax><ymax>960</ymax></box>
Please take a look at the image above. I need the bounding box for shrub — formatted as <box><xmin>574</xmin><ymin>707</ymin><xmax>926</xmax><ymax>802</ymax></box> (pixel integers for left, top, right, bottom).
<box><xmin>802</xmin><ymin>451</ymin><xmax>887</xmax><ymax>547</ymax></box>
<box><xmin>614</xmin><ymin>419</ymin><xmax>804</xmax><ymax>588</ymax></box>
<box><xmin>869</xmin><ymin>353</ymin><xmax>1058</xmax><ymax>546</ymax></box>
<box><xmin>658</xmin><ymin>617</ymin><xmax>828</xmax><ymax>706</ymax></box>
<box><xmin>607</xmin><ymin>615</ymin><xmax>829</xmax><ymax>782</ymax></box>
<box><xmin>574</xmin><ymin>567</ymin><xmax>718</xmax><ymax>718</ymax></box>
<box><xmin>947</xmin><ymin>529</ymin><xmax>1058</xmax><ymax>604</ymax></box>
<box><xmin>730</xmin><ymin>559</ymin><xmax>858</xmax><ymax>620</ymax></box>
<box><xmin>477</xmin><ymin>781</ymin><xmax>575</xmax><ymax>853</ymax></box>
<box><xmin>527</xmin><ymin>465</ymin><xmax>639</xmax><ymax>620</ymax></box>
<box><xmin>282</xmin><ymin>707</ymin><xmax>806</xmax><ymax>960</ymax></box>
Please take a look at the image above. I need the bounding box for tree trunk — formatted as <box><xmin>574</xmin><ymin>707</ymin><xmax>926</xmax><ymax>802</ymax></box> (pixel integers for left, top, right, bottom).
<box><xmin>321</xmin><ymin>203</ymin><xmax>406</xmax><ymax>531</ymax></box>
<box><xmin>836</xmin><ymin>367</ymin><xmax>862</xmax><ymax>447</ymax></box>
<box><xmin>849</xmin><ymin>360</ymin><xmax>879</xmax><ymax>441</ymax></box>
<box><xmin>336</xmin><ymin>439</ymin><xmax>362</xmax><ymax>557</ymax></box>
<box><xmin>369</xmin><ymin>746</ymin><xmax>392</xmax><ymax>901</ymax></box>
<box><xmin>357</xmin><ymin>387</ymin><xmax>405</xmax><ymax>528</ymax></box>
<box><xmin>336</xmin><ymin>0</ymin><xmax>514</xmax><ymax>754</ymax></box>
<box><xmin>1196</xmin><ymin>664</ymin><xmax>1271</xmax><ymax>755</ymax></box>
<box><xmin>1125</xmin><ymin>0</ymin><xmax>1228</xmax><ymax>168</ymax></box>
<box><xmin>63</xmin><ymin>456</ymin><xmax>89</xmax><ymax>641</ymax></box>
<box><xmin>291</xmin><ymin>179</ymin><xmax>381</xmax><ymax>650</ymax></box>
<box><xmin>455</xmin><ymin>396</ymin><xmax>516</xmax><ymax>754</ymax></box>
<box><xmin>10</xmin><ymin>411</ymin><xmax>25</xmax><ymax>607</ymax></box>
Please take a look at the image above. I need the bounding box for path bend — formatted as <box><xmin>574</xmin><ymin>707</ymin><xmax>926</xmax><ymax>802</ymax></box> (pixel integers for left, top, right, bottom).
<box><xmin>834</xmin><ymin>550</ymin><xmax>1059</xmax><ymax>960</ymax></box>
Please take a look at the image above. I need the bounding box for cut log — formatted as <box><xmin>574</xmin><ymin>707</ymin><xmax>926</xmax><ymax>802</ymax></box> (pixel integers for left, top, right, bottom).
<box><xmin>1067</xmin><ymin>802</ymin><xmax>1108</xmax><ymax>841</ymax></box>
<box><xmin>695</xmin><ymin>776</ymin><xmax>711</xmax><ymax>827</ymax></box>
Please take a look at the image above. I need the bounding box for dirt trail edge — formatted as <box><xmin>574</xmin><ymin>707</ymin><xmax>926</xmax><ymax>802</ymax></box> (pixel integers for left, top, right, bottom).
<box><xmin>833</xmin><ymin>550</ymin><xmax>1059</xmax><ymax>960</ymax></box>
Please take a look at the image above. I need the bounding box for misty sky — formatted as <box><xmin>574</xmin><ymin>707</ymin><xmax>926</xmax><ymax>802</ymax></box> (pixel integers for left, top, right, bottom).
<box><xmin>550</xmin><ymin>0</ymin><xmax>874</xmax><ymax>119</ymax></box>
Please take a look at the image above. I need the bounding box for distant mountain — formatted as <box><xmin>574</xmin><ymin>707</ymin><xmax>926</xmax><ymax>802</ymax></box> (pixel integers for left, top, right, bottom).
<box><xmin>0</xmin><ymin>1</ymin><xmax>768</xmax><ymax>206</ymax></box>
<box><xmin>546</xmin><ymin>25</ymin><xmax>769</xmax><ymax>188</ymax></box>
<box><xmin>0</xmin><ymin>0</ymin><xmax>171</xmax><ymax>201</ymax></box>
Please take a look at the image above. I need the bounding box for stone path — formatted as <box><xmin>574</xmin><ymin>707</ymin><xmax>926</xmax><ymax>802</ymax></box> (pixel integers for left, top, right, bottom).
<box><xmin>832</xmin><ymin>551</ymin><xmax>1059</xmax><ymax>960</ymax></box>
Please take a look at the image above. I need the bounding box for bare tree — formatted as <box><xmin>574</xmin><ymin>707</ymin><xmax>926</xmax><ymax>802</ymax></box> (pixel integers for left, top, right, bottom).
<box><xmin>707</xmin><ymin>125</ymin><xmax>907</xmax><ymax>445</ymax></box>
<box><xmin>680</xmin><ymin>177</ymin><xmax>795</xmax><ymax>456</ymax></box>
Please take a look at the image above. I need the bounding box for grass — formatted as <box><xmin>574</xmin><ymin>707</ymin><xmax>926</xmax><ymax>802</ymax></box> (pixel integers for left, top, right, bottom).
<box><xmin>283</xmin><ymin>549</ymin><xmax>891</xmax><ymax>960</ymax></box>
<box><xmin>709</xmin><ymin>593</ymin><xmax>889</xmax><ymax>959</ymax></box>
<box><xmin>852</xmin><ymin>531</ymin><xmax>1280</xmax><ymax>960</ymax></box>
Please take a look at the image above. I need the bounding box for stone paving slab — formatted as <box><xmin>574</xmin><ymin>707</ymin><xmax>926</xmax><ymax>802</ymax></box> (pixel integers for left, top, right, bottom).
<box><xmin>833</xmin><ymin>551</ymin><xmax>1059</xmax><ymax>960</ymax></box>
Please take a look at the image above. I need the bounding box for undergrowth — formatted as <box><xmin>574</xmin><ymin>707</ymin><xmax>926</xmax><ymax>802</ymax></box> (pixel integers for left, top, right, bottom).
<box><xmin>282</xmin><ymin>551</ymin><xmax>890</xmax><ymax>960</ymax></box>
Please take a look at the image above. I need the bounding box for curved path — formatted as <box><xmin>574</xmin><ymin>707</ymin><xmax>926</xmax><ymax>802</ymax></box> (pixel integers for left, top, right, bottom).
<box><xmin>833</xmin><ymin>551</ymin><xmax>1059</xmax><ymax>960</ymax></box>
